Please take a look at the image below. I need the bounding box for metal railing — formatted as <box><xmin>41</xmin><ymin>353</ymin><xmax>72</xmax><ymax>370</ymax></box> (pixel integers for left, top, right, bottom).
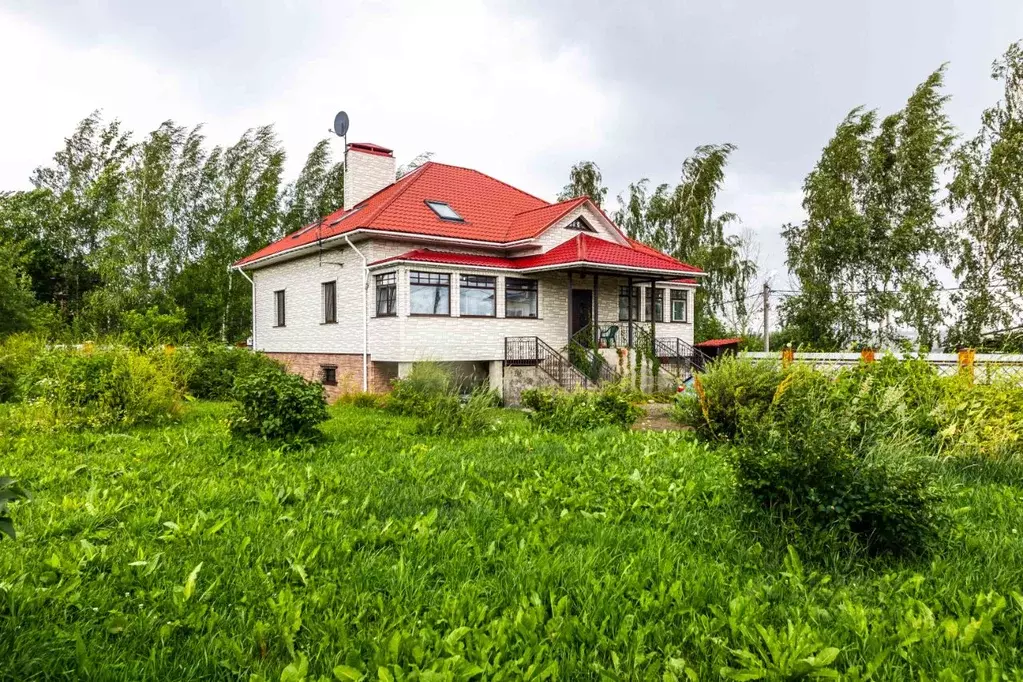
<box><xmin>569</xmin><ymin>326</ymin><xmax>621</xmax><ymax>384</ymax></box>
<box><xmin>505</xmin><ymin>336</ymin><xmax>592</xmax><ymax>391</ymax></box>
<box><xmin>653</xmin><ymin>337</ymin><xmax>710</xmax><ymax>375</ymax></box>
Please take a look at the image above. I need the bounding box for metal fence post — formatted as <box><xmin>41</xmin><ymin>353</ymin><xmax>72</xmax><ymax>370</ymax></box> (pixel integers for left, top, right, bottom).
<box><xmin>958</xmin><ymin>348</ymin><xmax>975</xmax><ymax>382</ymax></box>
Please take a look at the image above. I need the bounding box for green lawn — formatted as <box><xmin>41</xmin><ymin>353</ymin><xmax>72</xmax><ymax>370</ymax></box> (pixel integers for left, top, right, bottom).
<box><xmin>3</xmin><ymin>403</ymin><xmax>1023</xmax><ymax>680</ymax></box>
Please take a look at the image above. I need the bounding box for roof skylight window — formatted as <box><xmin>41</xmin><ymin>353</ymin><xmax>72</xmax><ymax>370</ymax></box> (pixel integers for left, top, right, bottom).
<box><xmin>425</xmin><ymin>200</ymin><xmax>464</xmax><ymax>222</ymax></box>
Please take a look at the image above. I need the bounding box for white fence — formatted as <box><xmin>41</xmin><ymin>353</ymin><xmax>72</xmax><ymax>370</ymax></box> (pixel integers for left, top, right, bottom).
<box><xmin>741</xmin><ymin>351</ymin><xmax>1023</xmax><ymax>383</ymax></box>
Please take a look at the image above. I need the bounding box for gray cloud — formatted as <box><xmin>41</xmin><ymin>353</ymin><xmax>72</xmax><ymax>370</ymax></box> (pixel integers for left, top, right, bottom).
<box><xmin>4</xmin><ymin>0</ymin><xmax>1022</xmax><ymax>279</ymax></box>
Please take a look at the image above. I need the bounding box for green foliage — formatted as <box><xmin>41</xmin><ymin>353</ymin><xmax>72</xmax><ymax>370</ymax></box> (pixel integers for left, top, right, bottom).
<box><xmin>521</xmin><ymin>383</ymin><xmax>642</xmax><ymax>431</ymax></box>
<box><xmin>934</xmin><ymin>378</ymin><xmax>1023</xmax><ymax>459</ymax></box>
<box><xmin>388</xmin><ymin>362</ymin><xmax>499</xmax><ymax>435</ymax></box>
<box><xmin>673</xmin><ymin>355</ymin><xmax>783</xmax><ymax>440</ymax></box>
<box><xmin>119</xmin><ymin>306</ymin><xmax>188</xmax><ymax>349</ymax></box>
<box><xmin>783</xmin><ymin>67</ymin><xmax>954</xmax><ymax>349</ymax></box>
<box><xmin>4</xmin><ymin>403</ymin><xmax>1023</xmax><ymax>678</ymax></box>
<box><xmin>557</xmin><ymin>160</ymin><xmax>608</xmax><ymax>207</ymax></box>
<box><xmin>946</xmin><ymin>40</ymin><xmax>1023</xmax><ymax>346</ymax></box>
<box><xmin>228</xmin><ymin>365</ymin><xmax>328</xmax><ymax>441</ymax></box>
<box><xmin>21</xmin><ymin>346</ymin><xmax>181</xmax><ymax>429</ymax></box>
<box><xmin>387</xmin><ymin>362</ymin><xmax>454</xmax><ymax>417</ymax></box>
<box><xmin>731</xmin><ymin>367</ymin><xmax>942</xmax><ymax>555</ymax></box>
<box><xmin>173</xmin><ymin>344</ymin><xmax>281</xmax><ymax>400</ymax></box>
<box><xmin>0</xmin><ymin>476</ymin><xmax>29</xmax><ymax>540</ymax></box>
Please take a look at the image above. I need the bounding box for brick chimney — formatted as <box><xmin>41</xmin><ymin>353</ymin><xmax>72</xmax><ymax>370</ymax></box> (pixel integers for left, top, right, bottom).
<box><xmin>344</xmin><ymin>143</ymin><xmax>396</xmax><ymax>210</ymax></box>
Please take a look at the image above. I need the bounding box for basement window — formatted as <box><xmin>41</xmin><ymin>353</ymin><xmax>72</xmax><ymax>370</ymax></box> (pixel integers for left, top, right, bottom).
<box><xmin>321</xmin><ymin>365</ymin><xmax>338</xmax><ymax>386</ymax></box>
<box><xmin>425</xmin><ymin>200</ymin><xmax>464</xmax><ymax>222</ymax></box>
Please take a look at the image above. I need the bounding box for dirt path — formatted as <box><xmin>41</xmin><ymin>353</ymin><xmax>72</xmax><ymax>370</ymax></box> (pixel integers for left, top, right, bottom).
<box><xmin>632</xmin><ymin>403</ymin><xmax>689</xmax><ymax>432</ymax></box>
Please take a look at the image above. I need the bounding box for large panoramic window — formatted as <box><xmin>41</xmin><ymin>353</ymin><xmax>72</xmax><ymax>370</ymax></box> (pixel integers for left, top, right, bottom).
<box><xmin>670</xmin><ymin>289</ymin><xmax>688</xmax><ymax>323</ymax></box>
<box><xmin>618</xmin><ymin>286</ymin><xmax>639</xmax><ymax>321</ymax></box>
<box><xmin>459</xmin><ymin>274</ymin><xmax>496</xmax><ymax>317</ymax></box>
<box><xmin>645</xmin><ymin>287</ymin><xmax>664</xmax><ymax>322</ymax></box>
<box><xmin>322</xmin><ymin>281</ymin><xmax>337</xmax><ymax>324</ymax></box>
<box><xmin>505</xmin><ymin>278</ymin><xmax>538</xmax><ymax>318</ymax></box>
<box><xmin>274</xmin><ymin>290</ymin><xmax>286</xmax><ymax>327</ymax></box>
<box><xmin>409</xmin><ymin>271</ymin><xmax>450</xmax><ymax>315</ymax></box>
<box><xmin>375</xmin><ymin>272</ymin><xmax>396</xmax><ymax>317</ymax></box>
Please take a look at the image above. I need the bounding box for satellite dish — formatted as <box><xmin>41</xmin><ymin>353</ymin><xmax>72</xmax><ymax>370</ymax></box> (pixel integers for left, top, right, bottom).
<box><xmin>332</xmin><ymin>111</ymin><xmax>350</xmax><ymax>138</ymax></box>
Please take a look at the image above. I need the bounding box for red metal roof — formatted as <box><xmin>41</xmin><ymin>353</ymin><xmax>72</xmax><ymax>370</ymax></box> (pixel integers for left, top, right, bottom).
<box><xmin>370</xmin><ymin>233</ymin><xmax>702</xmax><ymax>276</ymax></box>
<box><xmin>235</xmin><ymin>161</ymin><xmax>702</xmax><ymax>275</ymax></box>
<box><xmin>695</xmin><ymin>337</ymin><xmax>743</xmax><ymax>348</ymax></box>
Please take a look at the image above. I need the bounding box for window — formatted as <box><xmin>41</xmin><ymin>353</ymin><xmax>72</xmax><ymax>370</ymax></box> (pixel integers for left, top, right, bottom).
<box><xmin>505</xmin><ymin>278</ymin><xmax>538</xmax><ymax>318</ymax></box>
<box><xmin>645</xmin><ymin>287</ymin><xmax>664</xmax><ymax>322</ymax></box>
<box><xmin>671</xmin><ymin>289</ymin><xmax>688</xmax><ymax>323</ymax></box>
<box><xmin>274</xmin><ymin>290</ymin><xmax>286</xmax><ymax>327</ymax></box>
<box><xmin>566</xmin><ymin>216</ymin><xmax>596</xmax><ymax>232</ymax></box>
<box><xmin>459</xmin><ymin>274</ymin><xmax>496</xmax><ymax>316</ymax></box>
<box><xmin>321</xmin><ymin>365</ymin><xmax>337</xmax><ymax>386</ymax></box>
<box><xmin>322</xmin><ymin>281</ymin><xmax>337</xmax><ymax>323</ymax></box>
<box><xmin>410</xmin><ymin>271</ymin><xmax>450</xmax><ymax>315</ymax></box>
<box><xmin>425</xmin><ymin>200</ymin><xmax>464</xmax><ymax>222</ymax></box>
<box><xmin>375</xmin><ymin>272</ymin><xmax>396</xmax><ymax>317</ymax></box>
<box><xmin>618</xmin><ymin>286</ymin><xmax>639</xmax><ymax>321</ymax></box>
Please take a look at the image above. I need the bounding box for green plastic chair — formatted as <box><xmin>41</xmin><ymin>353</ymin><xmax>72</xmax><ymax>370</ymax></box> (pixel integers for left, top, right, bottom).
<box><xmin>600</xmin><ymin>325</ymin><xmax>619</xmax><ymax>348</ymax></box>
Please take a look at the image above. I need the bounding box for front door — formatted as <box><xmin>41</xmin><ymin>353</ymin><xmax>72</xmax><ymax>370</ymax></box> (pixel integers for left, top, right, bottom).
<box><xmin>571</xmin><ymin>289</ymin><xmax>593</xmax><ymax>338</ymax></box>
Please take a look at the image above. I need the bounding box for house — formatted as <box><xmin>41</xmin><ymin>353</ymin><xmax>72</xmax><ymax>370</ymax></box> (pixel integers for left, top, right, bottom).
<box><xmin>233</xmin><ymin>142</ymin><xmax>706</xmax><ymax>402</ymax></box>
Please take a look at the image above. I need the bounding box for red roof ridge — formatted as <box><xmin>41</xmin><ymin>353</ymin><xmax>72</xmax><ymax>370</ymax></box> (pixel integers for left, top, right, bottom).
<box><xmin>512</xmin><ymin>196</ymin><xmax>583</xmax><ymax>217</ymax></box>
<box><xmin>422</xmin><ymin>161</ymin><xmax>550</xmax><ymax>206</ymax></box>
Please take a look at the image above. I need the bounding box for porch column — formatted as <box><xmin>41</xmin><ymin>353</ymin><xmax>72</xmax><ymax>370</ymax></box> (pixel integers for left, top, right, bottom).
<box><xmin>649</xmin><ymin>280</ymin><xmax>657</xmax><ymax>355</ymax></box>
<box><xmin>627</xmin><ymin>276</ymin><xmax>634</xmax><ymax>348</ymax></box>
<box><xmin>592</xmin><ymin>272</ymin><xmax>599</xmax><ymax>346</ymax></box>
<box><xmin>567</xmin><ymin>271</ymin><xmax>573</xmax><ymax>344</ymax></box>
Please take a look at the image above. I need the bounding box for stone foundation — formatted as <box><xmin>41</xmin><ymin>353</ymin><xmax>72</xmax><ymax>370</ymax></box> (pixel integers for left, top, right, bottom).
<box><xmin>262</xmin><ymin>352</ymin><xmax>395</xmax><ymax>401</ymax></box>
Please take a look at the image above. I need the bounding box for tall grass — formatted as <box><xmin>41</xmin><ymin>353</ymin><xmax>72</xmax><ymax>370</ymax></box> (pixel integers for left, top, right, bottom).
<box><xmin>2</xmin><ymin>404</ymin><xmax>1023</xmax><ymax>678</ymax></box>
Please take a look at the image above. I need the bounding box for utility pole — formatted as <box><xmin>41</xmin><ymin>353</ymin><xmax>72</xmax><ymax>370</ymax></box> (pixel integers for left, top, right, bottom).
<box><xmin>762</xmin><ymin>282</ymin><xmax>770</xmax><ymax>353</ymax></box>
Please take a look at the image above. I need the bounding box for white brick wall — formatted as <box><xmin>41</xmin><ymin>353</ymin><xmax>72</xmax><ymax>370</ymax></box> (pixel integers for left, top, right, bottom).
<box><xmin>344</xmin><ymin>148</ymin><xmax>396</xmax><ymax>210</ymax></box>
<box><xmin>252</xmin><ymin>238</ymin><xmax>696</xmax><ymax>361</ymax></box>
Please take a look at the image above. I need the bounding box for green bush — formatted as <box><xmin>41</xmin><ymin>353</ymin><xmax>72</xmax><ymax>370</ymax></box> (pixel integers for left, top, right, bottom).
<box><xmin>521</xmin><ymin>383</ymin><xmax>642</xmax><ymax>432</ymax></box>
<box><xmin>0</xmin><ymin>334</ymin><xmax>45</xmax><ymax>403</ymax></box>
<box><xmin>228</xmin><ymin>365</ymin><xmax>328</xmax><ymax>441</ymax></box>
<box><xmin>730</xmin><ymin>366</ymin><xmax>941</xmax><ymax>556</ymax></box>
<box><xmin>22</xmin><ymin>346</ymin><xmax>182</xmax><ymax>428</ymax></box>
<box><xmin>673</xmin><ymin>355</ymin><xmax>783</xmax><ymax>440</ymax></box>
<box><xmin>416</xmin><ymin>386</ymin><xmax>500</xmax><ymax>436</ymax></box>
<box><xmin>174</xmin><ymin>344</ymin><xmax>280</xmax><ymax>400</ymax></box>
<box><xmin>389</xmin><ymin>362</ymin><xmax>499</xmax><ymax>435</ymax></box>
<box><xmin>388</xmin><ymin>362</ymin><xmax>454</xmax><ymax>417</ymax></box>
<box><xmin>933</xmin><ymin>377</ymin><xmax>1023</xmax><ymax>459</ymax></box>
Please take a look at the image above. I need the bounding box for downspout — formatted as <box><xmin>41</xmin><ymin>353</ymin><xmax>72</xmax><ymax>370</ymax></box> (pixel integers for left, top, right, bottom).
<box><xmin>236</xmin><ymin>266</ymin><xmax>256</xmax><ymax>349</ymax></box>
<box><xmin>344</xmin><ymin>235</ymin><xmax>369</xmax><ymax>392</ymax></box>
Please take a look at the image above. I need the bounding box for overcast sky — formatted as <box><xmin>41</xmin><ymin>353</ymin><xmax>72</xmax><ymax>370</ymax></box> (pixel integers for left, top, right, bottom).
<box><xmin>1</xmin><ymin>0</ymin><xmax>1021</xmax><ymax>280</ymax></box>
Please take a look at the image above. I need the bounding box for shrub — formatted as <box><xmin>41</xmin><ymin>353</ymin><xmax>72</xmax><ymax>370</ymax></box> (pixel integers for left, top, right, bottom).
<box><xmin>387</xmin><ymin>362</ymin><xmax>454</xmax><ymax>417</ymax></box>
<box><xmin>0</xmin><ymin>334</ymin><xmax>45</xmax><ymax>403</ymax></box>
<box><xmin>229</xmin><ymin>365</ymin><xmax>328</xmax><ymax>440</ymax></box>
<box><xmin>417</xmin><ymin>386</ymin><xmax>500</xmax><ymax>435</ymax></box>
<box><xmin>730</xmin><ymin>365</ymin><xmax>941</xmax><ymax>556</ymax></box>
<box><xmin>389</xmin><ymin>362</ymin><xmax>499</xmax><ymax>434</ymax></box>
<box><xmin>673</xmin><ymin>356</ymin><xmax>783</xmax><ymax>440</ymax></box>
<box><xmin>22</xmin><ymin>346</ymin><xmax>182</xmax><ymax>428</ymax></box>
<box><xmin>337</xmin><ymin>391</ymin><xmax>388</xmax><ymax>409</ymax></box>
<box><xmin>174</xmin><ymin>344</ymin><xmax>280</xmax><ymax>400</ymax></box>
<box><xmin>522</xmin><ymin>383</ymin><xmax>642</xmax><ymax>432</ymax></box>
<box><xmin>933</xmin><ymin>377</ymin><xmax>1023</xmax><ymax>459</ymax></box>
